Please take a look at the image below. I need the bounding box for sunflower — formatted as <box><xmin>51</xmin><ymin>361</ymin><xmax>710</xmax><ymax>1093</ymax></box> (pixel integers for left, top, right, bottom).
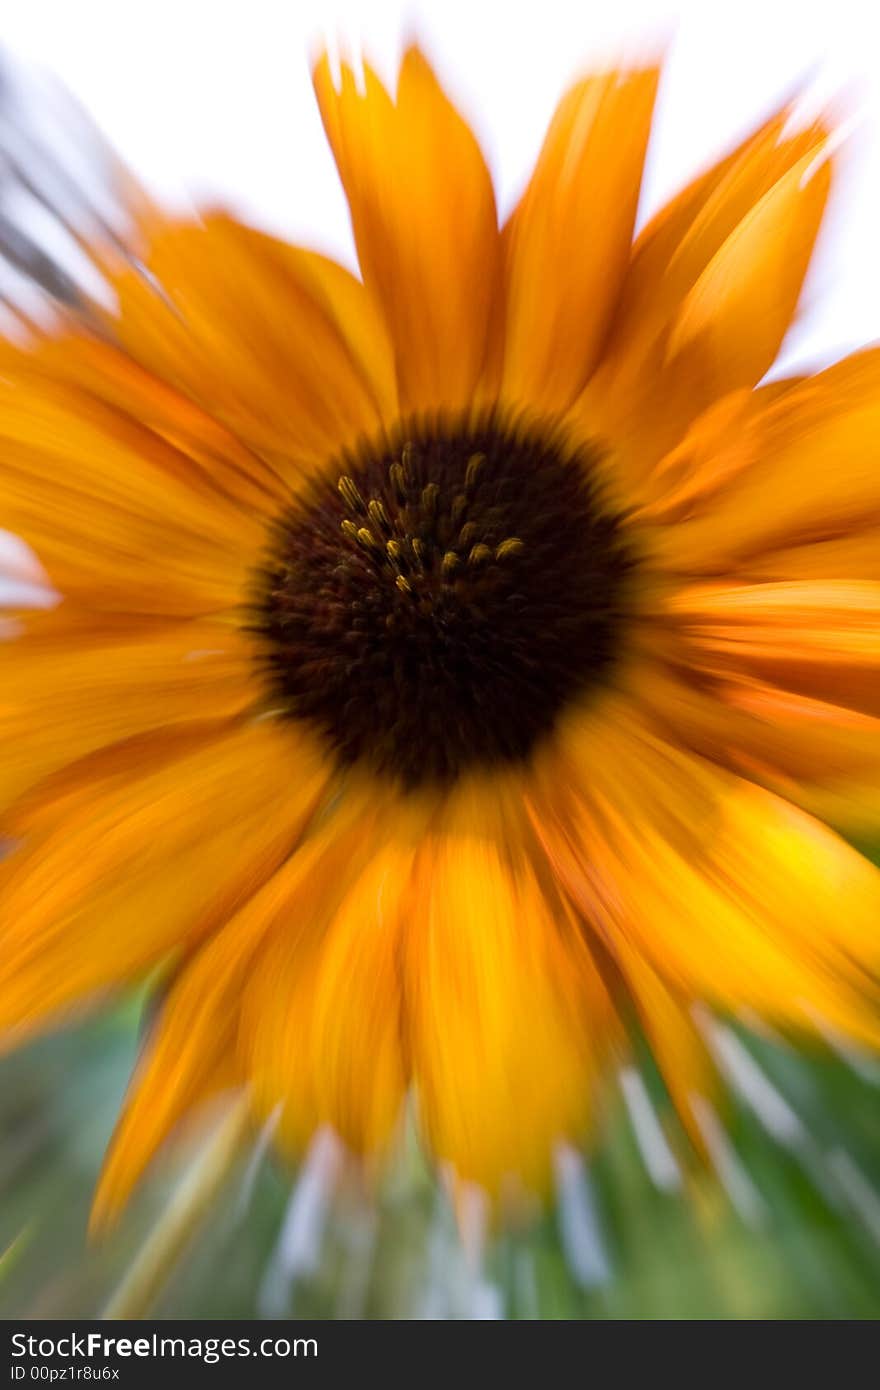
<box><xmin>0</xmin><ymin>45</ymin><xmax>878</xmax><ymax>1228</ymax></box>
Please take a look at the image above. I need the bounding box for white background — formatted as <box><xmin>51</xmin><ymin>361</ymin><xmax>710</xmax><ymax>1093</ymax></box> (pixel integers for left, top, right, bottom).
<box><xmin>3</xmin><ymin>0</ymin><xmax>880</xmax><ymax>375</ymax></box>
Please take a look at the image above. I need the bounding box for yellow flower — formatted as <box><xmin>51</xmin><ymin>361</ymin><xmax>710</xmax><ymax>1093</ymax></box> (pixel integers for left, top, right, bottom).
<box><xmin>0</xmin><ymin>47</ymin><xmax>878</xmax><ymax>1227</ymax></box>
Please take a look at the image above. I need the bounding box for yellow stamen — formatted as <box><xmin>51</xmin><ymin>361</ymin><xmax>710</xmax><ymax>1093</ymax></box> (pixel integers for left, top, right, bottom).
<box><xmin>338</xmin><ymin>475</ymin><xmax>365</xmax><ymax>513</ymax></box>
<box><xmin>496</xmin><ymin>537</ymin><xmax>524</xmax><ymax>561</ymax></box>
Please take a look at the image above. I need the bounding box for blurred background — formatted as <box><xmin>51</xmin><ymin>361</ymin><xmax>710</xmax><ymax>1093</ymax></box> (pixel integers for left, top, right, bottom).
<box><xmin>1</xmin><ymin>0</ymin><xmax>879</xmax><ymax>1319</ymax></box>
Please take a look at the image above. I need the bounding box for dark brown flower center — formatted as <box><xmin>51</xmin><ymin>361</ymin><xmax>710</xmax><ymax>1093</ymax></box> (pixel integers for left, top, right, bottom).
<box><xmin>253</xmin><ymin>413</ymin><xmax>632</xmax><ymax>786</ymax></box>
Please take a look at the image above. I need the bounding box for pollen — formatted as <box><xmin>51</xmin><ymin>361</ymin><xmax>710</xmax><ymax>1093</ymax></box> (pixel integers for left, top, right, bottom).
<box><xmin>254</xmin><ymin>413</ymin><xmax>633</xmax><ymax>785</ymax></box>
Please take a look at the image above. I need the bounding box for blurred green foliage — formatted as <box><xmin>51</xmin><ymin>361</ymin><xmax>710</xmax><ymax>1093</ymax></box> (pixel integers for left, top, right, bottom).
<box><xmin>1</xmin><ymin>997</ymin><xmax>879</xmax><ymax>1319</ymax></box>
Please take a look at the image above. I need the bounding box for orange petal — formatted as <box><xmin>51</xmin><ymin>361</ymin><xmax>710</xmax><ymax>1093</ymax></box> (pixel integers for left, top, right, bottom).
<box><xmin>12</xmin><ymin>333</ymin><xmax>290</xmax><ymax>517</ymax></box>
<box><xmin>739</xmin><ymin>533</ymin><xmax>880</xmax><ymax>583</ymax></box>
<box><xmin>612</xmin><ymin>943</ymin><xmax>716</xmax><ymax>1147</ymax></box>
<box><xmin>314</xmin><ymin>45</ymin><xmax>500</xmax><ymax>413</ymax></box>
<box><xmin>91</xmin><ymin>923</ymin><xmax>255</xmax><ymax>1229</ymax></box>
<box><xmin>663</xmin><ymin>350</ymin><xmax>880</xmax><ymax>573</ymax></box>
<box><xmin>96</xmin><ymin>793</ymin><xmax>405</xmax><ymax>1220</ymax></box>
<box><xmin>0</xmin><ymin>719</ymin><xmax>328</xmax><ymax>1045</ymax></box>
<box><xmin>0</xmin><ymin>360</ymin><xmax>265</xmax><ymax>615</ymax></box>
<box><xmin>628</xmin><ymin>387</ymin><xmax>758</xmax><ymax>526</ymax></box>
<box><xmin>0</xmin><ymin>609</ymin><xmax>260</xmax><ymax>811</ymax></box>
<box><xmin>576</xmin><ymin>105</ymin><xmax>833</xmax><ymax>487</ymax></box>
<box><xmin>109</xmin><ymin>213</ymin><xmax>397</xmax><ymax>468</ymax></box>
<box><xmin>664</xmin><ymin>142</ymin><xmax>830</xmax><ymax>390</ymax></box>
<box><xmin>660</xmin><ymin>579</ymin><xmax>880</xmax><ymax>716</ymax></box>
<box><xmin>242</xmin><ymin>804</ymin><xmax>418</xmax><ymax>1158</ymax></box>
<box><xmin>625</xmin><ymin>107</ymin><xmax>828</xmax><ymax>336</ymax></box>
<box><xmin>502</xmin><ymin>66</ymin><xmax>658</xmax><ymax>413</ymax></box>
<box><xmin>638</xmin><ymin>663</ymin><xmax>880</xmax><ymax>834</ymax></box>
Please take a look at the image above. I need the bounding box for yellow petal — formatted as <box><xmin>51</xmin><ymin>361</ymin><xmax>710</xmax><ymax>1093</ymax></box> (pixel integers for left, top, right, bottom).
<box><xmin>404</xmin><ymin>791</ymin><xmax>615</xmax><ymax>1197</ymax></box>
<box><xmin>314</xmin><ymin>45</ymin><xmax>500</xmax><ymax>413</ymax></box>
<box><xmin>539</xmin><ymin>705</ymin><xmax>880</xmax><ymax>1051</ymax></box>
<box><xmin>501</xmin><ymin>66</ymin><xmax>658</xmax><ymax>412</ymax></box>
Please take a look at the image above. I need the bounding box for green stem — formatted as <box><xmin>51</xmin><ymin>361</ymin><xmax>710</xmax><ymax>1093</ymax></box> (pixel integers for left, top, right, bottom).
<box><xmin>102</xmin><ymin>1100</ymin><xmax>250</xmax><ymax>1320</ymax></box>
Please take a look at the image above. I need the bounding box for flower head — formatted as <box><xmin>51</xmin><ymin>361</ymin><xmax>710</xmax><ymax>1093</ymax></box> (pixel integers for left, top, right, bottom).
<box><xmin>0</xmin><ymin>46</ymin><xmax>877</xmax><ymax>1226</ymax></box>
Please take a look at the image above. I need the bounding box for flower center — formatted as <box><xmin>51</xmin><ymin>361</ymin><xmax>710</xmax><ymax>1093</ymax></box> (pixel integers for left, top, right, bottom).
<box><xmin>254</xmin><ymin>414</ymin><xmax>632</xmax><ymax>786</ymax></box>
